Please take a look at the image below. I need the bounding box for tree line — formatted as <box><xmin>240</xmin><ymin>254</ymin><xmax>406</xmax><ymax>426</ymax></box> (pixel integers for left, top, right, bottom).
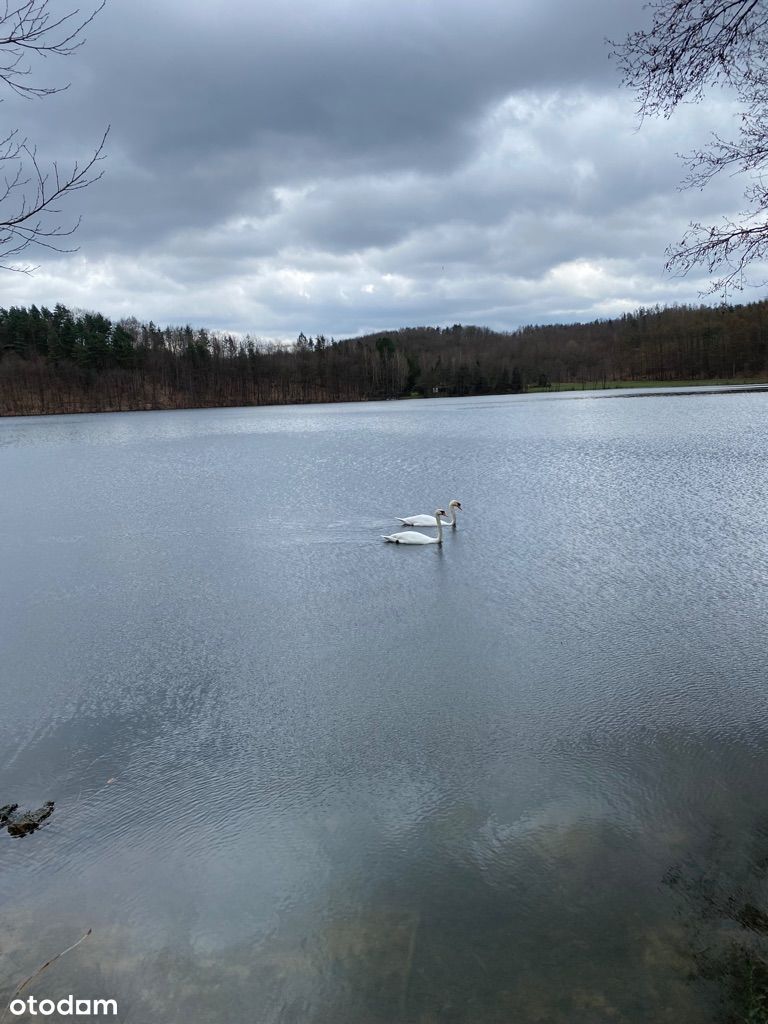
<box><xmin>2</xmin><ymin>298</ymin><xmax>768</xmax><ymax>415</ymax></box>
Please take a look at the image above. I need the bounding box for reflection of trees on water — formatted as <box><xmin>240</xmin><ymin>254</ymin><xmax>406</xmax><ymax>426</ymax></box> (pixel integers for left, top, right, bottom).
<box><xmin>664</xmin><ymin>822</ymin><xmax>768</xmax><ymax>1024</ymax></box>
<box><xmin>6</xmin><ymin>802</ymin><xmax>768</xmax><ymax>1022</ymax></box>
<box><xmin>0</xmin><ymin>813</ymin><xmax>713</xmax><ymax>1024</ymax></box>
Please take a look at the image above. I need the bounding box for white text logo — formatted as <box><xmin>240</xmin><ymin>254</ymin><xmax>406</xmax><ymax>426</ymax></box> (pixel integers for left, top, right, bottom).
<box><xmin>9</xmin><ymin>995</ymin><xmax>117</xmax><ymax>1016</ymax></box>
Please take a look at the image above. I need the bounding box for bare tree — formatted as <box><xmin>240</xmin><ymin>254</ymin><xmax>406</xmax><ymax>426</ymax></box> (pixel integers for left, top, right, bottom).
<box><xmin>0</xmin><ymin>0</ymin><xmax>108</xmax><ymax>270</ymax></box>
<box><xmin>613</xmin><ymin>1</ymin><xmax>768</xmax><ymax>293</ymax></box>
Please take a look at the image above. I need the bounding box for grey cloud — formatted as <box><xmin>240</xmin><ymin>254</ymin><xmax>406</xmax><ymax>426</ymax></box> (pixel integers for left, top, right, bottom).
<box><xmin>9</xmin><ymin>0</ymin><xmax>645</xmax><ymax>232</ymax></box>
<box><xmin>0</xmin><ymin>0</ymin><xmax>753</xmax><ymax>338</ymax></box>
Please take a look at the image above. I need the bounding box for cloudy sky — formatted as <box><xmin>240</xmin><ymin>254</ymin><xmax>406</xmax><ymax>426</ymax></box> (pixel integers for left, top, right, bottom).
<box><xmin>0</xmin><ymin>0</ymin><xmax>756</xmax><ymax>340</ymax></box>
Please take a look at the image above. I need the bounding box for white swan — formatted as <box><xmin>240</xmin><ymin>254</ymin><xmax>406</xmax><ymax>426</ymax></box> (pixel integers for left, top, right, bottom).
<box><xmin>382</xmin><ymin>509</ymin><xmax>446</xmax><ymax>545</ymax></box>
<box><xmin>395</xmin><ymin>500</ymin><xmax>462</xmax><ymax>528</ymax></box>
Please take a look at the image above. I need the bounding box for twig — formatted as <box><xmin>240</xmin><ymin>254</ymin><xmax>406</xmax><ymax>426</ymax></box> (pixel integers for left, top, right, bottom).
<box><xmin>1</xmin><ymin>928</ymin><xmax>92</xmax><ymax>1023</ymax></box>
<box><xmin>399</xmin><ymin>912</ymin><xmax>420</xmax><ymax>1018</ymax></box>
<box><xmin>472</xmin><ymin>950</ymin><xmax>489</xmax><ymax>974</ymax></box>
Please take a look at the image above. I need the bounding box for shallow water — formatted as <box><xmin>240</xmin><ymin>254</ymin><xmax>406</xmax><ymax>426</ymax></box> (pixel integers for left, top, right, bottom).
<box><xmin>2</xmin><ymin>389</ymin><xmax>768</xmax><ymax>1023</ymax></box>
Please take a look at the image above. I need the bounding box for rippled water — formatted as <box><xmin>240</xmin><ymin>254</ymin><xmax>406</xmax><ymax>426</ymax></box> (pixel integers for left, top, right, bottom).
<box><xmin>3</xmin><ymin>389</ymin><xmax>768</xmax><ymax>1023</ymax></box>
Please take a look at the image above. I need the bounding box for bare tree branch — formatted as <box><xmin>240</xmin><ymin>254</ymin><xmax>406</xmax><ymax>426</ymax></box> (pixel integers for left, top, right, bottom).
<box><xmin>0</xmin><ymin>126</ymin><xmax>108</xmax><ymax>270</ymax></box>
<box><xmin>666</xmin><ymin>215</ymin><xmax>768</xmax><ymax>293</ymax></box>
<box><xmin>613</xmin><ymin>0</ymin><xmax>768</xmax><ymax>293</ymax></box>
<box><xmin>0</xmin><ymin>0</ymin><xmax>108</xmax><ymax>268</ymax></box>
<box><xmin>612</xmin><ymin>0</ymin><xmax>766</xmax><ymax>119</ymax></box>
<box><xmin>0</xmin><ymin>0</ymin><xmax>106</xmax><ymax>97</ymax></box>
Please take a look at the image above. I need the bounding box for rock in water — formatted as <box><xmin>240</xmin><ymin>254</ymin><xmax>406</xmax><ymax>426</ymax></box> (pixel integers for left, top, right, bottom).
<box><xmin>2</xmin><ymin>801</ymin><xmax>54</xmax><ymax>837</ymax></box>
<box><xmin>0</xmin><ymin>804</ymin><xmax>19</xmax><ymax>825</ymax></box>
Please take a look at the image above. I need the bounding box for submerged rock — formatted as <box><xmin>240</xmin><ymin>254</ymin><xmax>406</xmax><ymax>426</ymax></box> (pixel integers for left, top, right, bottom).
<box><xmin>2</xmin><ymin>801</ymin><xmax>54</xmax><ymax>837</ymax></box>
<box><xmin>734</xmin><ymin>901</ymin><xmax>768</xmax><ymax>934</ymax></box>
<box><xmin>0</xmin><ymin>803</ymin><xmax>19</xmax><ymax>825</ymax></box>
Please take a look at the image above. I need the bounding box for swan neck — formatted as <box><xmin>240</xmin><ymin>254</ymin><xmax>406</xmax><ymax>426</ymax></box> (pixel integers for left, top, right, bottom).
<box><xmin>436</xmin><ymin>515</ymin><xmax>443</xmax><ymax>544</ymax></box>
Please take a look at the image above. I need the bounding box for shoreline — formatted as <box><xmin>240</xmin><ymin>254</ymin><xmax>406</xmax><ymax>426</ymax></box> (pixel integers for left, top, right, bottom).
<box><xmin>3</xmin><ymin>378</ymin><xmax>768</xmax><ymax>418</ymax></box>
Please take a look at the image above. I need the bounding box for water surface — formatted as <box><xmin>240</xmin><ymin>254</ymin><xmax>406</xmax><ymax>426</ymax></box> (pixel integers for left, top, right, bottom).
<box><xmin>2</xmin><ymin>389</ymin><xmax>768</xmax><ymax>1023</ymax></box>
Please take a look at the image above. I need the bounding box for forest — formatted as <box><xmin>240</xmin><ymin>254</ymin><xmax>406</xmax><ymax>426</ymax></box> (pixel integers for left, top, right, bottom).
<box><xmin>1</xmin><ymin>298</ymin><xmax>768</xmax><ymax>415</ymax></box>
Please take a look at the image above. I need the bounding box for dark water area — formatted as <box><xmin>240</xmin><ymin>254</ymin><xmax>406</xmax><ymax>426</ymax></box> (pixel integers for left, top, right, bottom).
<box><xmin>2</xmin><ymin>388</ymin><xmax>768</xmax><ymax>1023</ymax></box>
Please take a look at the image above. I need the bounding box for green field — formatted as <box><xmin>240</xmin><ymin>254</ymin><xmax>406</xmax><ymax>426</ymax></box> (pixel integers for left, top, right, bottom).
<box><xmin>527</xmin><ymin>377</ymin><xmax>768</xmax><ymax>393</ymax></box>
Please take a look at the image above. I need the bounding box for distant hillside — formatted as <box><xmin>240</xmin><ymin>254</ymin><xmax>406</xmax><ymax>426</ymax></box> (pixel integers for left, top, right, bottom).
<box><xmin>2</xmin><ymin>299</ymin><xmax>768</xmax><ymax>415</ymax></box>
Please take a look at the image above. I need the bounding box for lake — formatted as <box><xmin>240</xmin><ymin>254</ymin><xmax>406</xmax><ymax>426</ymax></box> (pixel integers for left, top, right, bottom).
<box><xmin>2</xmin><ymin>388</ymin><xmax>768</xmax><ymax>1023</ymax></box>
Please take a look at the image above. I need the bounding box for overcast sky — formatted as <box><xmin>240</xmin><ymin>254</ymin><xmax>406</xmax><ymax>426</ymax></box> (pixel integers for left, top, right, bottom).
<box><xmin>0</xmin><ymin>0</ymin><xmax>757</xmax><ymax>340</ymax></box>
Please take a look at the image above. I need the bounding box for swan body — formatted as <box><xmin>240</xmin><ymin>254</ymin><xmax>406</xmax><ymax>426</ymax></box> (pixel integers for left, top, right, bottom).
<box><xmin>383</xmin><ymin>509</ymin><xmax>446</xmax><ymax>545</ymax></box>
<box><xmin>396</xmin><ymin>499</ymin><xmax>462</xmax><ymax>528</ymax></box>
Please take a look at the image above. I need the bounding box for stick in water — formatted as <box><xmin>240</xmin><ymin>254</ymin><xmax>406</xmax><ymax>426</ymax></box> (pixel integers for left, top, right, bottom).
<box><xmin>1</xmin><ymin>929</ymin><xmax>92</xmax><ymax>1023</ymax></box>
